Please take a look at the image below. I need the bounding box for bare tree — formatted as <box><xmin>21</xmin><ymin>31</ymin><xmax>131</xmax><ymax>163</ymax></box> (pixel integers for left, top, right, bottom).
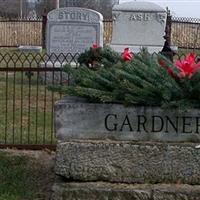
<box><xmin>60</xmin><ymin>0</ymin><xmax>119</xmax><ymax>18</ymax></box>
<box><xmin>35</xmin><ymin>0</ymin><xmax>55</xmax><ymax>16</ymax></box>
<box><xmin>0</xmin><ymin>0</ymin><xmax>30</xmax><ymax>18</ymax></box>
<box><xmin>35</xmin><ymin>0</ymin><xmax>119</xmax><ymax>18</ymax></box>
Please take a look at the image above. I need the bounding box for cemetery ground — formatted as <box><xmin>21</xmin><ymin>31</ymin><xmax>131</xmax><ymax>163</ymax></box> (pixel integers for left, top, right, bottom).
<box><xmin>0</xmin><ymin>149</ymin><xmax>55</xmax><ymax>200</ymax></box>
<box><xmin>0</xmin><ymin>48</ymin><xmax>61</xmax><ymax>144</ymax></box>
<box><xmin>0</xmin><ymin>73</ymin><xmax>59</xmax><ymax>144</ymax></box>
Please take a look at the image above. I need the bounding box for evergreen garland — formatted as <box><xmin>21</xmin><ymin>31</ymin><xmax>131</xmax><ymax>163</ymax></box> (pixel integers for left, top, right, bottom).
<box><xmin>77</xmin><ymin>46</ymin><xmax>122</xmax><ymax>69</ymax></box>
<box><xmin>49</xmin><ymin>49</ymin><xmax>200</xmax><ymax>109</ymax></box>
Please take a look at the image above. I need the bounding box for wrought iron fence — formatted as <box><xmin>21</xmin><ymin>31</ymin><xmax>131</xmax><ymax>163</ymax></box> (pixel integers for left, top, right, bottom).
<box><xmin>0</xmin><ymin>18</ymin><xmax>113</xmax><ymax>47</ymax></box>
<box><xmin>0</xmin><ymin>51</ymin><xmax>79</xmax><ymax>150</ymax></box>
<box><xmin>0</xmin><ymin>18</ymin><xmax>43</xmax><ymax>47</ymax></box>
<box><xmin>171</xmin><ymin>16</ymin><xmax>200</xmax><ymax>49</ymax></box>
<box><xmin>1</xmin><ymin>16</ymin><xmax>200</xmax><ymax>49</ymax></box>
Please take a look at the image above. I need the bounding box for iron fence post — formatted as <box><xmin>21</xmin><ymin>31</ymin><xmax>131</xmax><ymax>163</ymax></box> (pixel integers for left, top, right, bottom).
<box><xmin>166</xmin><ymin>9</ymin><xmax>172</xmax><ymax>46</ymax></box>
<box><xmin>42</xmin><ymin>8</ymin><xmax>48</xmax><ymax>49</ymax></box>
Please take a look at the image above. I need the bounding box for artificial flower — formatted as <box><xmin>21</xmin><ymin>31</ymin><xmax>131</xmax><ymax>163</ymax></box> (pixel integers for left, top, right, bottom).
<box><xmin>174</xmin><ymin>53</ymin><xmax>200</xmax><ymax>78</ymax></box>
<box><xmin>92</xmin><ymin>43</ymin><xmax>98</xmax><ymax>49</ymax></box>
<box><xmin>121</xmin><ymin>48</ymin><xmax>133</xmax><ymax>61</ymax></box>
<box><xmin>158</xmin><ymin>59</ymin><xmax>165</xmax><ymax>67</ymax></box>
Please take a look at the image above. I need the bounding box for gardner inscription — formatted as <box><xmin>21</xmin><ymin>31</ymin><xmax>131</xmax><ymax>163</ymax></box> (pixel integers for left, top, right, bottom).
<box><xmin>55</xmin><ymin>101</ymin><xmax>200</xmax><ymax>142</ymax></box>
<box><xmin>105</xmin><ymin>114</ymin><xmax>200</xmax><ymax>134</ymax></box>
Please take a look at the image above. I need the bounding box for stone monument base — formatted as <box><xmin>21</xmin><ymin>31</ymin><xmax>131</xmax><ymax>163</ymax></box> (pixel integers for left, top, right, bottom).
<box><xmin>54</xmin><ymin>141</ymin><xmax>200</xmax><ymax>184</ymax></box>
<box><xmin>18</xmin><ymin>45</ymin><xmax>42</xmax><ymax>53</ymax></box>
<box><xmin>110</xmin><ymin>44</ymin><xmax>178</xmax><ymax>54</ymax></box>
<box><xmin>51</xmin><ymin>140</ymin><xmax>200</xmax><ymax>199</ymax></box>
<box><xmin>51</xmin><ymin>180</ymin><xmax>200</xmax><ymax>200</ymax></box>
<box><xmin>110</xmin><ymin>44</ymin><xmax>163</xmax><ymax>53</ymax></box>
<box><xmin>39</xmin><ymin>61</ymin><xmax>77</xmax><ymax>85</ymax></box>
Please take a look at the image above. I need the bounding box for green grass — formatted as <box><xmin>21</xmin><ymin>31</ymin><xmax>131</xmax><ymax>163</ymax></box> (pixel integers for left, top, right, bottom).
<box><xmin>0</xmin><ymin>51</ymin><xmax>63</xmax><ymax>144</ymax></box>
<box><xmin>0</xmin><ymin>151</ymin><xmax>54</xmax><ymax>200</ymax></box>
<box><xmin>0</xmin><ymin>152</ymin><xmax>33</xmax><ymax>200</ymax></box>
<box><xmin>0</xmin><ymin>49</ymin><xmax>67</xmax><ymax>145</ymax></box>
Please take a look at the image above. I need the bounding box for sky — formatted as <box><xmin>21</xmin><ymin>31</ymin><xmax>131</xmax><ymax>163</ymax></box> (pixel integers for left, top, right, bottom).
<box><xmin>120</xmin><ymin>0</ymin><xmax>200</xmax><ymax>18</ymax></box>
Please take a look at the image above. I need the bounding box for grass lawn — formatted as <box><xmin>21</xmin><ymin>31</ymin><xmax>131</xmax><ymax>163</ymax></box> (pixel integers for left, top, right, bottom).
<box><xmin>0</xmin><ymin>149</ymin><xmax>55</xmax><ymax>200</ymax></box>
<box><xmin>0</xmin><ymin>50</ymin><xmax>63</xmax><ymax>145</ymax></box>
<box><xmin>0</xmin><ymin>71</ymin><xmax>61</xmax><ymax>145</ymax></box>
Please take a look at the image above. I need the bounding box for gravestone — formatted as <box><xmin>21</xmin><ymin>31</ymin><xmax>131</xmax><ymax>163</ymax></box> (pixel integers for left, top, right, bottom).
<box><xmin>46</xmin><ymin>7</ymin><xmax>103</xmax><ymax>55</ymax></box>
<box><xmin>110</xmin><ymin>1</ymin><xmax>167</xmax><ymax>53</ymax></box>
<box><xmin>18</xmin><ymin>46</ymin><xmax>42</xmax><ymax>53</ymax></box>
<box><xmin>40</xmin><ymin>7</ymin><xmax>103</xmax><ymax>84</ymax></box>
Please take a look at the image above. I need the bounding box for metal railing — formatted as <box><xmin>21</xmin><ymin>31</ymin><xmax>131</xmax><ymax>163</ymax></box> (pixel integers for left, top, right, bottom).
<box><xmin>0</xmin><ymin>16</ymin><xmax>200</xmax><ymax>49</ymax></box>
<box><xmin>0</xmin><ymin>18</ymin><xmax>113</xmax><ymax>47</ymax></box>
<box><xmin>0</xmin><ymin>52</ymin><xmax>79</xmax><ymax>150</ymax></box>
<box><xmin>0</xmin><ymin>18</ymin><xmax>43</xmax><ymax>47</ymax></box>
<box><xmin>171</xmin><ymin>16</ymin><xmax>200</xmax><ymax>49</ymax></box>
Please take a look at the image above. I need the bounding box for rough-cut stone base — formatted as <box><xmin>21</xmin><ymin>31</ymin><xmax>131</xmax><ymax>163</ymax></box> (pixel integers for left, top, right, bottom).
<box><xmin>55</xmin><ymin>141</ymin><xmax>200</xmax><ymax>184</ymax></box>
<box><xmin>39</xmin><ymin>61</ymin><xmax>70</xmax><ymax>85</ymax></box>
<box><xmin>51</xmin><ymin>179</ymin><xmax>200</xmax><ymax>200</ymax></box>
<box><xmin>110</xmin><ymin>44</ymin><xmax>163</xmax><ymax>53</ymax></box>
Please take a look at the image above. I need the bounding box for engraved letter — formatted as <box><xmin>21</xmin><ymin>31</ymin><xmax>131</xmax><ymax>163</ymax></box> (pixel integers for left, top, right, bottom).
<box><xmin>182</xmin><ymin>116</ymin><xmax>192</xmax><ymax>133</ymax></box>
<box><xmin>58</xmin><ymin>11</ymin><xmax>64</xmax><ymax>19</ymax></box>
<box><xmin>105</xmin><ymin>114</ymin><xmax>118</xmax><ymax>131</ymax></box>
<box><xmin>83</xmin><ymin>13</ymin><xmax>89</xmax><ymax>21</ymax></box>
<box><xmin>165</xmin><ymin>116</ymin><xmax>178</xmax><ymax>133</ymax></box>
<box><xmin>195</xmin><ymin>117</ymin><xmax>200</xmax><ymax>134</ymax></box>
<box><xmin>137</xmin><ymin>13</ymin><xmax>142</xmax><ymax>21</ymax></box>
<box><xmin>152</xmin><ymin>116</ymin><xmax>164</xmax><ymax>132</ymax></box>
<box><xmin>144</xmin><ymin>13</ymin><xmax>150</xmax><ymax>21</ymax></box>
<box><xmin>120</xmin><ymin>115</ymin><xmax>133</xmax><ymax>131</ymax></box>
<box><xmin>70</xmin><ymin>12</ymin><xmax>76</xmax><ymax>20</ymax></box>
<box><xmin>137</xmin><ymin>115</ymin><xmax>148</xmax><ymax>133</ymax></box>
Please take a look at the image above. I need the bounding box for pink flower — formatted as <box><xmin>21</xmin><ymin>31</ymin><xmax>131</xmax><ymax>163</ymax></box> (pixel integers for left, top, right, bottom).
<box><xmin>121</xmin><ymin>48</ymin><xmax>133</xmax><ymax>61</ymax></box>
<box><xmin>92</xmin><ymin>43</ymin><xmax>98</xmax><ymax>49</ymax></box>
<box><xmin>174</xmin><ymin>53</ymin><xmax>200</xmax><ymax>78</ymax></box>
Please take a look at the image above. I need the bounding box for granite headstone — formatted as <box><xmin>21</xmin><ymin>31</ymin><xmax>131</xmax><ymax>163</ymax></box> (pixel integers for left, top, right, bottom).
<box><xmin>110</xmin><ymin>1</ymin><xmax>167</xmax><ymax>53</ymax></box>
<box><xmin>46</xmin><ymin>7</ymin><xmax>103</xmax><ymax>55</ymax></box>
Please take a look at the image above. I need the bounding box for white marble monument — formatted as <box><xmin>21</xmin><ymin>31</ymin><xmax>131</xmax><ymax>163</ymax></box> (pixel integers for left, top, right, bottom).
<box><xmin>110</xmin><ymin>1</ymin><xmax>167</xmax><ymax>53</ymax></box>
<box><xmin>47</xmin><ymin>7</ymin><xmax>103</xmax><ymax>55</ymax></box>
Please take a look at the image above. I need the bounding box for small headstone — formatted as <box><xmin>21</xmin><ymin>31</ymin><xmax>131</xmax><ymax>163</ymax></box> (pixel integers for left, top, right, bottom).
<box><xmin>27</xmin><ymin>10</ymin><xmax>37</xmax><ymax>19</ymax></box>
<box><xmin>110</xmin><ymin>2</ymin><xmax>167</xmax><ymax>53</ymax></box>
<box><xmin>18</xmin><ymin>45</ymin><xmax>42</xmax><ymax>53</ymax></box>
<box><xmin>46</xmin><ymin>7</ymin><xmax>103</xmax><ymax>55</ymax></box>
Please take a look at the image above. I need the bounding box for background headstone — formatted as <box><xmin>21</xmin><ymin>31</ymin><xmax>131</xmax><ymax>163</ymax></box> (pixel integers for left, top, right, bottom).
<box><xmin>110</xmin><ymin>1</ymin><xmax>167</xmax><ymax>53</ymax></box>
<box><xmin>46</xmin><ymin>7</ymin><xmax>103</xmax><ymax>55</ymax></box>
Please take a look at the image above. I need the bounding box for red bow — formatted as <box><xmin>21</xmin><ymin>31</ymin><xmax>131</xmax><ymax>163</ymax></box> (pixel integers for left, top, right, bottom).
<box><xmin>121</xmin><ymin>48</ymin><xmax>133</xmax><ymax>61</ymax></box>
